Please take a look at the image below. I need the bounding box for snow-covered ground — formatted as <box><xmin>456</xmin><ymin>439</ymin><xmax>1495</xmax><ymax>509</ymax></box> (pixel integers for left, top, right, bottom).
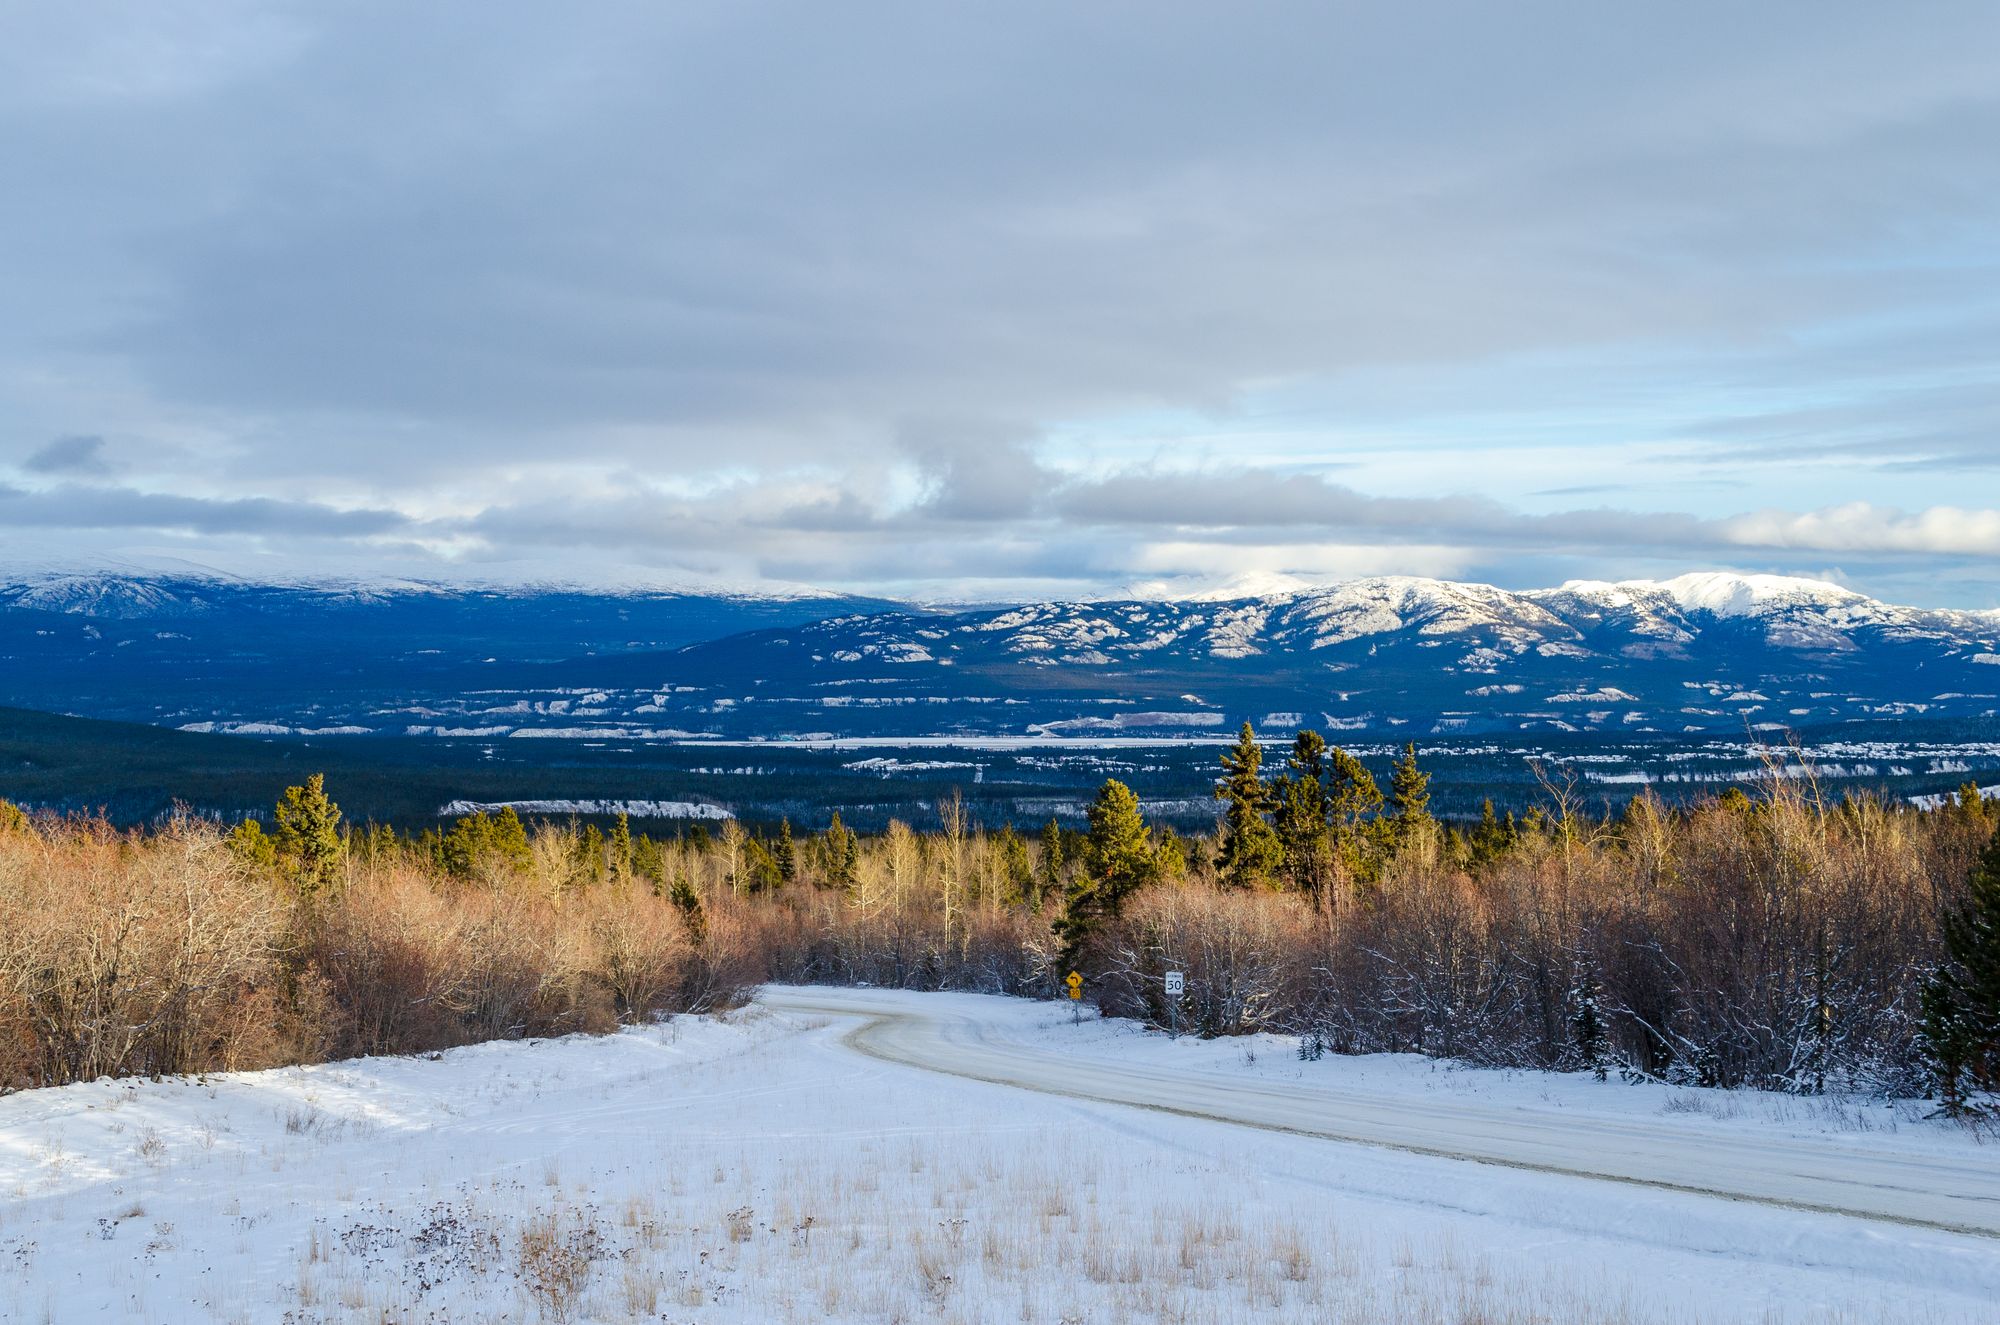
<box><xmin>2</xmin><ymin>990</ymin><xmax>1994</xmax><ymax>1323</ymax></box>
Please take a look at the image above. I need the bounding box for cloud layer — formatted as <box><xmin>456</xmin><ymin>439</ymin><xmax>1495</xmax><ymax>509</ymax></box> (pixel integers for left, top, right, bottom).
<box><xmin>3</xmin><ymin>3</ymin><xmax>1997</xmax><ymax>604</ymax></box>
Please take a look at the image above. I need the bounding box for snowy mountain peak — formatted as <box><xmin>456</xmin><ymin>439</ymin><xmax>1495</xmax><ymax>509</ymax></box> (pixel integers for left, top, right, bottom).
<box><xmin>6</xmin><ymin>574</ymin><xmax>221</xmax><ymax>619</ymax></box>
<box><xmin>1642</xmin><ymin>572</ymin><xmax>1865</xmax><ymax>618</ymax></box>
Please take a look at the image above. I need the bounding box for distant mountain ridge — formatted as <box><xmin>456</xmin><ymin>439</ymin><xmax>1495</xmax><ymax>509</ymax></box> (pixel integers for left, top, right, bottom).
<box><xmin>0</xmin><ymin>571</ymin><xmax>907</xmax><ymax>730</ymax></box>
<box><xmin>0</xmin><ymin>567</ymin><xmax>864</xmax><ymax>618</ymax></box>
<box><xmin>0</xmin><ymin>569</ymin><xmax>1995</xmax><ymax>745</ymax></box>
<box><xmin>571</xmin><ymin>571</ymin><xmax>1999</xmax><ymax>743</ymax></box>
<box><xmin>3</xmin><ymin>569</ymin><xmax>1999</xmax><ymax>821</ymax></box>
<box><xmin>643</xmin><ymin>571</ymin><xmax>1997</xmax><ymax>672</ymax></box>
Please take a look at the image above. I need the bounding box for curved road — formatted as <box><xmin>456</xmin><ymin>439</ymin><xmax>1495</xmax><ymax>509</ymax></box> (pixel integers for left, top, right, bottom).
<box><xmin>760</xmin><ymin>986</ymin><xmax>2000</xmax><ymax>1238</ymax></box>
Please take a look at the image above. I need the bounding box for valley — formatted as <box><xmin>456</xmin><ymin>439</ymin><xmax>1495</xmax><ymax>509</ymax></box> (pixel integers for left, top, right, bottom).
<box><xmin>4</xmin><ymin>570</ymin><xmax>1999</xmax><ymax>826</ymax></box>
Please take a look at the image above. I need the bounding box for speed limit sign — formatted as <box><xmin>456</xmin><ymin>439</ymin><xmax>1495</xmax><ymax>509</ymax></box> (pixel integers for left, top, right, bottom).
<box><xmin>1164</xmin><ymin>970</ymin><xmax>1184</xmax><ymax>996</ymax></box>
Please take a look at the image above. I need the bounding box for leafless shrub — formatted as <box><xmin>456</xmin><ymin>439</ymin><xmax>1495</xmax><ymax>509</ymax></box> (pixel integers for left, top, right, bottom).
<box><xmin>515</xmin><ymin>1204</ymin><xmax>605</xmax><ymax>1324</ymax></box>
<box><xmin>2</xmin><ymin>773</ymin><xmax>1986</xmax><ymax>1101</ymax></box>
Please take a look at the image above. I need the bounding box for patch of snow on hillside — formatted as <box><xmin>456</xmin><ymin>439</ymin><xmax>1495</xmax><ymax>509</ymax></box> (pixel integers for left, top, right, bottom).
<box><xmin>1029</xmin><ymin>711</ymin><xmax>1228</xmax><ymax>736</ymax></box>
<box><xmin>438</xmin><ymin>798</ymin><xmax>732</xmax><ymax>819</ymax></box>
<box><xmin>177</xmin><ymin>721</ymin><xmax>373</xmax><ymax>735</ymax></box>
<box><xmin>1203</xmin><ymin>603</ymin><xmax>1270</xmax><ymax>657</ymax></box>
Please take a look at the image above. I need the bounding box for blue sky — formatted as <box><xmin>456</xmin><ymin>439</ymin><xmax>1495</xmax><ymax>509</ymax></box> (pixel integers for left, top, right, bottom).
<box><xmin>2</xmin><ymin>2</ymin><xmax>1997</xmax><ymax>605</ymax></box>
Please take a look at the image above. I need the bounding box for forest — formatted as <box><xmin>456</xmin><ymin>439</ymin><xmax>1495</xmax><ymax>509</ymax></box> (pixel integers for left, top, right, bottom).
<box><xmin>3</xmin><ymin>724</ymin><xmax>1997</xmax><ymax>1112</ymax></box>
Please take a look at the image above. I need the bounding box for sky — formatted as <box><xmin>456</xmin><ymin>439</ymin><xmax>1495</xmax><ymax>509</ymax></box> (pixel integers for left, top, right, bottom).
<box><xmin>3</xmin><ymin>2</ymin><xmax>1998</xmax><ymax>606</ymax></box>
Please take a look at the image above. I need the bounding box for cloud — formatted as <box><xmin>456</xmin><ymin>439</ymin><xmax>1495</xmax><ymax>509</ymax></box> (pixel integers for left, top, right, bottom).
<box><xmin>0</xmin><ymin>482</ymin><xmax>412</xmax><ymax>538</ymax></box>
<box><xmin>909</xmin><ymin>429</ymin><xmax>1054</xmax><ymax>522</ymax></box>
<box><xmin>0</xmin><ymin>4</ymin><xmax>1996</xmax><ymax>604</ymax></box>
<box><xmin>1719</xmin><ymin>502</ymin><xmax>2000</xmax><ymax>556</ymax></box>
<box><xmin>23</xmin><ymin>435</ymin><xmax>112</xmax><ymax>476</ymax></box>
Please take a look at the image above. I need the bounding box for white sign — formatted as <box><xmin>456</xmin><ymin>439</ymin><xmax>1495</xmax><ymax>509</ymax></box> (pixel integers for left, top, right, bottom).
<box><xmin>1164</xmin><ymin>971</ymin><xmax>1184</xmax><ymax>997</ymax></box>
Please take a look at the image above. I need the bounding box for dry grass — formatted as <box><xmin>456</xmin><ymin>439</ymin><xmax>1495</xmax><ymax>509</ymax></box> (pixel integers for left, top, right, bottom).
<box><xmin>285</xmin><ymin>1142</ymin><xmax>1714</xmax><ymax>1324</ymax></box>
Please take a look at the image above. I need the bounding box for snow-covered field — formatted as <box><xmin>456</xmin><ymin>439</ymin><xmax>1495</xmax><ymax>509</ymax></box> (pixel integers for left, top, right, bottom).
<box><xmin>3</xmin><ymin>990</ymin><xmax>1995</xmax><ymax>1324</ymax></box>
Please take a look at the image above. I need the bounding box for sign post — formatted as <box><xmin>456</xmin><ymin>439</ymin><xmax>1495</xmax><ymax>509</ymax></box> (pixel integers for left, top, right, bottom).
<box><xmin>1065</xmin><ymin>970</ymin><xmax>1083</xmax><ymax>1023</ymax></box>
<box><xmin>1163</xmin><ymin>970</ymin><xmax>1184</xmax><ymax>1037</ymax></box>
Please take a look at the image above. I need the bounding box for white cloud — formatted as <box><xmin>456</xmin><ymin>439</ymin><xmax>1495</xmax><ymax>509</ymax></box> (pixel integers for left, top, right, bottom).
<box><xmin>1721</xmin><ymin>503</ymin><xmax>2000</xmax><ymax>556</ymax></box>
<box><xmin>0</xmin><ymin>3</ymin><xmax>1997</xmax><ymax>604</ymax></box>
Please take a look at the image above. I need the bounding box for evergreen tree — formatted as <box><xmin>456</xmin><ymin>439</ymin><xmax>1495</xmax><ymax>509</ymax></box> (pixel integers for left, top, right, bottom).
<box><xmin>1467</xmin><ymin>799</ymin><xmax>1516</xmax><ymax>871</ymax></box>
<box><xmin>492</xmin><ymin>807</ymin><xmax>533</xmax><ymax>870</ymax></box>
<box><xmin>1325</xmin><ymin>746</ymin><xmax>1384</xmax><ymax>888</ymax></box>
<box><xmin>1923</xmin><ymin>823</ymin><xmax>2000</xmax><ymax>1113</ymax></box>
<box><xmin>273</xmin><ymin>773</ymin><xmax>343</xmax><ymax>900</ymax></box>
<box><xmin>632</xmin><ymin>833</ymin><xmax>666</xmax><ymax>894</ymax></box>
<box><xmin>609</xmin><ymin>813</ymin><xmax>634</xmax><ymax>883</ymax></box>
<box><xmin>576</xmin><ymin>822</ymin><xmax>607</xmax><ymax>886</ymax></box>
<box><xmin>1387</xmin><ymin>743</ymin><xmax>1435</xmax><ymax>848</ymax></box>
<box><xmin>1057</xmin><ymin>780</ymin><xmax>1155</xmax><ymax>970</ymax></box>
<box><xmin>774</xmin><ymin>818</ymin><xmax>798</xmax><ymax>885</ymax></box>
<box><xmin>1570</xmin><ymin>966</ymin><xmax>1610</xmax><ymax>1081</ymax></box>
<box><xmin>823</xmin><ymin>812</ymin><xmax>858</xmax><ymax>890</ymax></box>
<box><xmin>668</xmin><ymin>871</ymin><xmax>708</xmax><ymax>947</ymax></box>
<box><xmin>1084</xmin><ymin>780</ymin><xmax>1154</xmax><ymax>911</ymax></box>
<box><xmin>226</xmin><ymin>818</ymin><xmax>278</xmax><ymax>872</ymax></box>
<box><xmin>1949</xmin><ymin>782</ymin><xmax>1998</xmax><ymax>837</ymax></box>
<box><xmin>1213</xmin><ymin>723</ymin><xmax>1282</xmax><ymax>887</ymax></box>
<box><xmin>1037</xmin><ymin>817</ymin><xmax>1066</xmax><ymax>909</ymax></box>
<box><xmin>439</xmin><ymin>808</ymin><xmax>534</xmax><ymax>883</ymax></box>
<box><xmin>349</xmin><ymin>822</ymin><xmax>399</xmax><ymax>869</ymax></box>
<box><xmin>997</xmin><ymin>824</ymin><xmax>1035</xmax><ymax>907</ymax></box>
<box><xmin>742</xmin><ymin>838</ymin><xmax>784</xmax><ymax>893</ymax></box>
<box><xmin>1272</xmin><ymin>729</ymin><xmax>1332</xmax><ymax>897</ymax></box>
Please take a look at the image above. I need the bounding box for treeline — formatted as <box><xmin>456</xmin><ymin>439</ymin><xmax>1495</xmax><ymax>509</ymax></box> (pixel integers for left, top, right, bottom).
<box><xmin>3</xmin><ymin>727</ymin><xmax>1998</xmax><ymax>1109</ymax></box>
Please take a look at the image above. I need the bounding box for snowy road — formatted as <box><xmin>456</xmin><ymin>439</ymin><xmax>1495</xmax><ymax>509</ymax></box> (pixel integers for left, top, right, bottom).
<box><xmin>761</xmin><ymin>986</ymin><xmax>2000</xmax><ymax>1238</ymax></box>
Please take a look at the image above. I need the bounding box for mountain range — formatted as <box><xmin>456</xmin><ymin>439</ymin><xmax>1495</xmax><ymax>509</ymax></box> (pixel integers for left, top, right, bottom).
<box><xmin>3</xmin><ymin>569</ymin><xmax>1995</xmax><ymax>742</ymax></box>
<box><xmin>2</xmin><ymin>568</ymin><xmax>1997</xmax><ymax>824</ymax></box>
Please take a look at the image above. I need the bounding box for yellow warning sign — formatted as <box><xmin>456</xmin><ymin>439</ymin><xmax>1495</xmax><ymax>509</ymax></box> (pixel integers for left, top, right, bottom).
<box><xmin>1065</xmin><ymin>971</ymin><xmax>1083</xmax><ymax>1000</ymax></box>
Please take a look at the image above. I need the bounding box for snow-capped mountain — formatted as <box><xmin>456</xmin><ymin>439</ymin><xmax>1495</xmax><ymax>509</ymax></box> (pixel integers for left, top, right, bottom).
<box><xmin>653</xmin><ymin>573</ymin><xmax>1993</xmax><ymax>673</ymax></box>
<box><xmin>545</xmin><ymin>572</ymin><xmax>1997</xmax><ymax>743</ymax></box>
<box><xmin>0</xmin><ymin>571</ymin><xmax>907</xmax><ymax>730</ymax></box>
<box><xmin>2</xmin><ymin>570</ymin><xmax>1995</xmax><ymax>747</ymax></box>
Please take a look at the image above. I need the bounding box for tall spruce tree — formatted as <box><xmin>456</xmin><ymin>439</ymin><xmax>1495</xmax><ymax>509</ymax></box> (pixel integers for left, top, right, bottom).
<box><xmin>1037</xmin><ymin>817</ymin><xmax>1066</xmax><ymax>912</ymax></box>
<box><xmin>1467</xmin><ymin>798</ymin><xmax>1516</xmax><ymax>871</ymax></box>
<box><xmin>576</xmin><ymin>822</ymin><xmax>607</xmax><ymax>886</ymax></box>
<box><xmin>1387</xmin><ymin>743</ymin><xmax>1435</xmax><ymax>848</ymax></box>
<box><xmin>1057</xmin><ymin>780</ymin><xmax>1154</xmax><ymax>971</ymax></box>
<box><xmin>997</xmin><ymin>824</ymin><xmax>1035</xmax><ymax>906</ymax></box>
<box><xmin>1273</xmin><ymin>729</ymin><xmax>1333</xmax><ymax>897</ymax></box>
<box><xmin>742</xmin><ymin>838</ymin><xmax>783</xmax><ymax>893</ymax></box>
<box><xmin>1213</xmin><ymin>723</ymin><xmax>1282</xmax><ymax>887</ymax></box>
<box><xmin>273</xmin><ymin>773</ymin><xmax>343</xmax><ymax>901</ymax></box>
<box><xmin>774</xmin><ymin>818</ymin><xmax>798</xmax><ymax>885</ymax></box>
<box><xmin>1325</xmin><ymin>746</ymin><xmax>1384</xmax><ymax>888</ymax></box>
<box><xmin>1923</xmin><ymin>823</ymin><xmax>2000</xmax><ymax>1113</ymax></box>
<box><xmin>609</xmin><ymin>813</ymin><xmax>634</xmax><ymax>883</ymax></box>
<box><xmin>823</xmin><ymin>812</ymin><xmax>858</xmax><ymax>890</ymax></box>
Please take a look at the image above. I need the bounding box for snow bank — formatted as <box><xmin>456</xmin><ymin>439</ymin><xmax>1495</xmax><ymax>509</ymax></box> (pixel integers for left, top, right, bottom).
<box><xmin>2</xmin><ymin>991</ymin><xmax>1993</xmax><ymax>1323</ymax></box>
